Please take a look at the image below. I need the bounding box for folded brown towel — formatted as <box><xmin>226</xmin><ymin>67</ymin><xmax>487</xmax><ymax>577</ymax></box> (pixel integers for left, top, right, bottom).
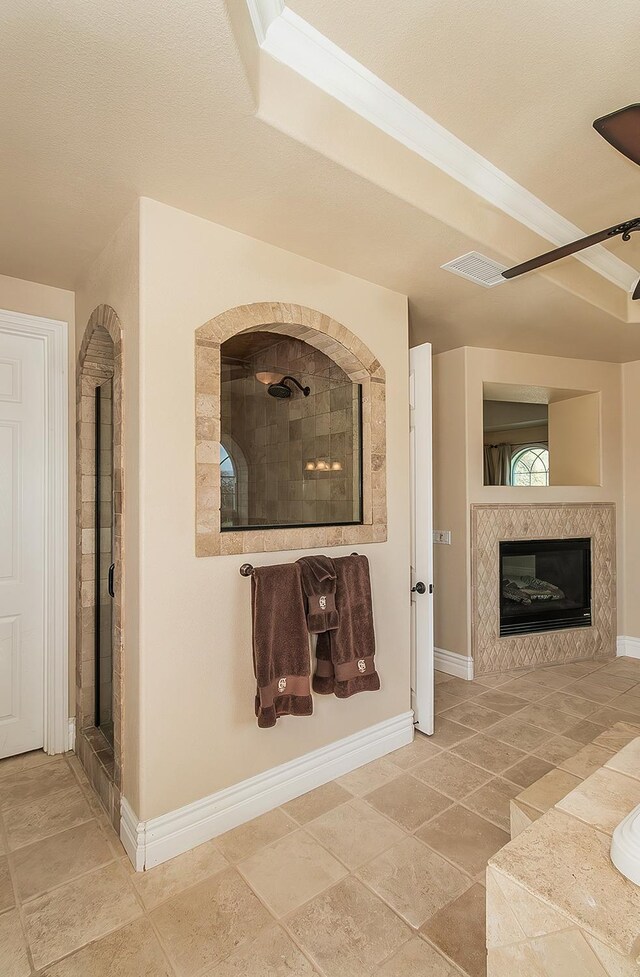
<box><xmin>313</xmin><ymin>554</ymin><xmax>380</xmax><ymax>698</ymax></box>
<box><xmin>251</xmin><ymin>563</ymin><xmax>313</xmax><ymax>728</ymax></box>
<box><xmin>297</xmin><ymin>555</ymin><xmax>339</xmax><ymax>634</ymax></box>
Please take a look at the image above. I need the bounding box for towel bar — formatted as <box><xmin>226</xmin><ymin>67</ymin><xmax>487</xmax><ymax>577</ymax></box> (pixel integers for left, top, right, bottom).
<box><xmin>240</xmin><ymin>553</ymin><xmax>360</xmax><ymax>576</ymax></box>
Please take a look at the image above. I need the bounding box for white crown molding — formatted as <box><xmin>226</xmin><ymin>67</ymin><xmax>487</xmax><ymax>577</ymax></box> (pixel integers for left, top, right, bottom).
<box><xmin>434</xmin><ymin>647</ymin><xmax>474</xmax><ymax>680</ymax></box>
<box><xmin>120</xmin><ymin>711</ymin><xmax>414</xmax><ymax>871</ymax></box>
<box><xmin>245</xmin><ymin>0</ymin><xmax>284</xmax><ymax>45</ymax></box>
<box><xmin>249</xmin><ymin>1</ymin><xmax>638</xmax><ymax>293</ymax></box>
<box><xmin>617</xmin><ymin>636</ymin><xmax>640</xmax><ymax>659</ymax></box>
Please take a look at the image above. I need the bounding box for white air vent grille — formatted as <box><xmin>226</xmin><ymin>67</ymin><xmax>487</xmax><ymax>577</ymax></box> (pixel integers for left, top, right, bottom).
<box><xmin>441</xmin><ymin>251</ymin><xmax>508</xmax><ymax>288</ymax></box>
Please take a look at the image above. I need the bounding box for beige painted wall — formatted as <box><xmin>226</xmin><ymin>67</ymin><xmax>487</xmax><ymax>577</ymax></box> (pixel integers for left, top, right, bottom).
<box><xmin>433</xmin><ymin>346</ymin><xmax>623</xmax><ymax>660</ymax></box>
<box><xmin>75</xmin><ymin>206</ymin><xmax>141</xmax><ymax>811</ymax></box>
<box><xmin>433</xmin><ymin>348</ymin><xmax>470</xmax><ymax>658</ymax></box>
<box><xmin>622</xmin><ymin>361</ymin><xmax>640</xmax><ymax>640</ymax></box>
<box><xmin>0</xmin><ymin>275</ymin><xmax>76</xmax><ymax>711</ymax></box>
<box><xmin>549</xmin><ymin>393</ymin><xmax>601</xmax><ymax>486</ymax></box>
<box><xmin>136</xmin><ymin>199</ymin><xmax>409</xmax><ymax>821</ymax></box>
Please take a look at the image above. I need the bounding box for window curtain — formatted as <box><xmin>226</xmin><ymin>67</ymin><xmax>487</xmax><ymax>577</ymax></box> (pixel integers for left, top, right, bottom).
<box><xmin>484</xmin><ymin>443</ymin><xmax>512</xmax><ymax>486</ymax></box>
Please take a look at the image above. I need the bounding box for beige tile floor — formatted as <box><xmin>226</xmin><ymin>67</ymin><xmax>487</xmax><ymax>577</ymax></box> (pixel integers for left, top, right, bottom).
<box><xmin>2</xmin><ymin>655</ymin><xmax>640</xmax><ymax>977</ymax></box>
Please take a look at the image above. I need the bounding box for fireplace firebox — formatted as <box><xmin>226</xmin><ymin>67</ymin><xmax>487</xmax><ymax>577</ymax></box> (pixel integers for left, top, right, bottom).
<box><xmin>500</xmin><ymin>537</ymin><xmax>592</xmax><ymax>637</ymax></box>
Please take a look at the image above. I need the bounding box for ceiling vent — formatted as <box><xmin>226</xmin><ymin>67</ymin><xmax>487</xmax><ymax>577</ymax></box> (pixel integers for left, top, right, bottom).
<box><xmin>441</xmin><ymin>251</ymin><xmax>508</xmax><ymax>288</ymax></box>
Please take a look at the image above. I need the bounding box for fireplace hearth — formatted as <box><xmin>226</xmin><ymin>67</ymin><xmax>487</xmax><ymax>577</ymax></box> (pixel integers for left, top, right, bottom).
<box><xmin>500</xmin><ymin>538</ymin><xmax>592</xmax><ymax>637</ymax></box>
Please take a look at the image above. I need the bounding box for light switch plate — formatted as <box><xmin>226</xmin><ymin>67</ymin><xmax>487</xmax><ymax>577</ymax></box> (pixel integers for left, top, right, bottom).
<box><xmin>433</xmin><ymin>530</ymin><xmax>452</xmax><ymax>545</ymax></box>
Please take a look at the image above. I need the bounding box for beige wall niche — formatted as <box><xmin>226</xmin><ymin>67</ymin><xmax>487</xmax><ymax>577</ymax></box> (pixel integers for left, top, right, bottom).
<box><xmin>136</xmin><ymin>198</ymin><xmax>409</xmax><ymax>822</ymax></box>
<box><xmin>433</xmin><ymin>346</ymin><xmax>623</xmax><ymax>663</ymax></box>
<box><xmin>0</xmin><ymin>275</ymin><xmax>76</xmax><ymax>714</ymax></box>
<box><xmin>549</xmin><ymin>392</ymin><xmax>601</xmax><ymax>486</ymax></box>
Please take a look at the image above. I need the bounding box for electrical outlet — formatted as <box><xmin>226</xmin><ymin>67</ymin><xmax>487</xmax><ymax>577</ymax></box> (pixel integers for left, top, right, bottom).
<box><xmin>433</xmin><ymin>530</ymin><xmax>452</xmax><ymax>545</ymax></box>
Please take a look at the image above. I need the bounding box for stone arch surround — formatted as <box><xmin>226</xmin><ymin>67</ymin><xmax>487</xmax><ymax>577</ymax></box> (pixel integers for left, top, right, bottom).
<box><xmin>195</xmin><ymin>302</ymin><xmax>387</xmax><ymax>556</ymax></box>
<box><xmin>76</xmin><ymin>304</ymin><xmax>124</xmax><ymax>829</ymax></box>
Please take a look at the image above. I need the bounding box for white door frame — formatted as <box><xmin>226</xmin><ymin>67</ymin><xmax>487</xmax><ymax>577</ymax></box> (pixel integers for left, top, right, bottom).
<box><xmin>0</xmin><ymin>308</ymin><xmax>69</xmax><ymax>755</ymax></box>
<box><xmin>410</xmin><ymin>342</ymin><xmax>434</xmax><ymax>734</ymax></box>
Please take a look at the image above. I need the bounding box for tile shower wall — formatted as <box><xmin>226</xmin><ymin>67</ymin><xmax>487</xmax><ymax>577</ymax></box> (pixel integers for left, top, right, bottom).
<box><xmin>221</xmin><ymin>337</ymin><xmax>361</xmax><ymax>527</ymax></box>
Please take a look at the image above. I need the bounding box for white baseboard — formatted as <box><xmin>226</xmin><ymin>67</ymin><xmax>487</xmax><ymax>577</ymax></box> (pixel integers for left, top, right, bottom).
<box><xmin>67</xmin><ymin>717</ymin><xmax>76</xmax><ymax>752</ymax></box>
<box><xmin>120</xmin><ymin>711</ymin><xmax>414</xmax><ymax>871</ymax></box>
<box><xmin>120</xmin><ymin>798</ymin><xmax>146</xmax><ymax>871</ymax></box>
<box><xmin>435</xmin><ymin>647</ymin><xmax>474</xmax><ymax>680</ymax></box>
<box><xmin>617</xmin><ymin>636</ymin><xmax>640</xmax><ymax>659</ymax></box>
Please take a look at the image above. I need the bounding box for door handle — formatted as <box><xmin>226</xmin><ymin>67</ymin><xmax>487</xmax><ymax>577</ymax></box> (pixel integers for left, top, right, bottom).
<box><xmin>108</xmin><ymin>563</ymin><xmax>115</xmax><ymax>599</ymax></box>
<box><xmin>412</xmin><ymin>581</ymin><xmax>427</xmax><ymax>595</ymax></box>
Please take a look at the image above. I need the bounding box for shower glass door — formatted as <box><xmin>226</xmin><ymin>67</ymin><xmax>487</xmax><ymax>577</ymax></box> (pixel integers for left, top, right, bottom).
<box><xmin>95</xmin><ymin>379</ymin><xmax>114</xmax><ymax>746</ymax></box>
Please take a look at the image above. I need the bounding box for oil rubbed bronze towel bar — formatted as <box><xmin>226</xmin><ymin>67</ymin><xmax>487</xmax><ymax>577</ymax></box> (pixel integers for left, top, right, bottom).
<box><xmin>239</xmin><ymin>554</ymin><xmax>360</xmax><ymax>576</ymax></box>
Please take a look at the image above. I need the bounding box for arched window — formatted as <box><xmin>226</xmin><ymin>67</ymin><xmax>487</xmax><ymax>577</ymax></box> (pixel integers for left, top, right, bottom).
<box><xmin>511</xmin><ymin>445</ymin><xmax>550</xmax><ymax>486</ymax></box>
<box><xmin>220</xmin><ymin>443</ymin><xmax>237</xmax><ymax>525</ymax></box>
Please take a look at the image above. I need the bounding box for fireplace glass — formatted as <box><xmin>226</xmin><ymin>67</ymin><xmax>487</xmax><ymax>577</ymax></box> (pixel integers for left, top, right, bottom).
<box><xmin>500</xmin><ymin>538</ymin><xmax>592</xmax><ymax>637</ymax></box>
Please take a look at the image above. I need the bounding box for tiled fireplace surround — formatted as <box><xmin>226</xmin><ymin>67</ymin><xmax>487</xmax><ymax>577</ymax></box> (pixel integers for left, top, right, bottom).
<box><xmin>471</xmin><ymin>504</ymin><xmax>616</xmax><ymax>675</ymax></box>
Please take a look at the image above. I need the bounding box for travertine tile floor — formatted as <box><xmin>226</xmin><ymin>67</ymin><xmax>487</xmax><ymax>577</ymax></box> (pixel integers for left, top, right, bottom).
<box><xmin>2</xmin><ymin>655</ymin><xmax>640</xmax><ymax>977</ymax></box>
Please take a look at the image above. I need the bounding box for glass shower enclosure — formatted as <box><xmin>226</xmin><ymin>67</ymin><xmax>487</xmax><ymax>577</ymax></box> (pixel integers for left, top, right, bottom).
<box><xmin>95</xmin><ymin>379</ymin><xmax>114</xmax><ymax>746</ymax></box>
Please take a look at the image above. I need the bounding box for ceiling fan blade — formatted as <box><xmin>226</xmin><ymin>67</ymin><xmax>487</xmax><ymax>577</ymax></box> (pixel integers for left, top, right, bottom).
<box><xmin>633</xmin><ymin>278</ymin><xmax>640</xmax><ymax>301</ymax></box>
<box><xmin>502</xmin><ymin>218</ymin><xmax>640</xmax><ymax>280</ymax></box>
<box><xmin>593</xmin><ymin>104</ymin><xmax>640</xmax><ymax>166</ymax></box>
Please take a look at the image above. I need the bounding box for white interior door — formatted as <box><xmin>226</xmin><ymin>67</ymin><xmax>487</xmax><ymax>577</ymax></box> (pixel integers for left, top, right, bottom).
<box><xmin>409</xmin><ymin>342</ymin><xmax>434</xmax><ymax>734</ymax></box>
<box><xmin>0</xmin><ymin>330</ymin><xmax>45</xmax><ymax>757</ymax></box>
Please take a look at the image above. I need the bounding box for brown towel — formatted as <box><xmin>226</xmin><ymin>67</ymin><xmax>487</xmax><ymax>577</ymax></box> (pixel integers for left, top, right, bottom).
<box><xmin>313</xmin><ymin>554</ymin><xmax>380</xmax><ymax>698</ymax></box>
<box><xmin>297</xmin><ymin>555</ymin><xmax>339</xmax><ymax>634</ymax></box>
<box><xmin>251</xmin><ymin>563</ymin><xmax>313</xmax><ymax>728</ymax></box>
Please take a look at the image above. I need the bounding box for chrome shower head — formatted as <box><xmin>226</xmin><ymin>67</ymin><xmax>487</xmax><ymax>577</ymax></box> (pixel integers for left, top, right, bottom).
<box><xmin>267</xmin><ymin>376</ymin><xmax>310</xmax><ymax>399</ymax></box>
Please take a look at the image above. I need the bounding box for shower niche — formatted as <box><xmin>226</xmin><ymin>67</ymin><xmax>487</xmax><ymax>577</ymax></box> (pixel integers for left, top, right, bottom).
<box><xmin>220</xmin><ymin>332</ymin><xmax>363</xmax><ymax>529</ymax></box>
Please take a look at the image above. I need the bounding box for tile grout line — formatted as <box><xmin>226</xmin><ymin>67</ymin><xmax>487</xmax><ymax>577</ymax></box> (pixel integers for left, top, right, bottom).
<box><xmin>228</xmin><ymin>855</ymin><xmax>336</xmax><ymax>977</ymax></box>
<box><xmin>262</xmin><ymin>795</ymin><xmax>485</xmax><ymax>964</ymax></box>
<box><xmin>229</xmin><ymin>806</ymin><xmax>471</xmax><ymax>975</ymax></box>
<box><xmin>7</xmin><ymin>755</ymin><xmax>164</xmax><ymax>977</ymax></box>
<box><xmin>64</xmin><ymin>755</ymin><xmax>179</xmax><ymax>977</ymax></box>
<box><xmin>0</xmin><ymin>805</ymin><xmax>37</xmax><ymax>975</ymax></box>
<box><xmin>8</xmin><ymin>818</ymin><xmax>116</xmax><ymax>907</ymax></box>
<box><xmin>1</xmin><ymin>657</ymin><xmax>639</xmax><ymax>977</ymax></box>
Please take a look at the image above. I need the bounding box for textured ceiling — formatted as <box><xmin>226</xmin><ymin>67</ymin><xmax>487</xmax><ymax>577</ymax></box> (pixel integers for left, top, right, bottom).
<box><xmin>289</xmin><ymin>0</ymin><xmax>640</xmax><ymax>236</ymax></box>
<box><xmin>0</xmin><ymin>0</ymin><xmax>639</xmax><ymax>360</ymax></box>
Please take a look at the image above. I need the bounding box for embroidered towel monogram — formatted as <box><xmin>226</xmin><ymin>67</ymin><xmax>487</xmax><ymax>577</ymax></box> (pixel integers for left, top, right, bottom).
<box><xmin>313</xmin><ymin>554</ymin><xmax>380</xmax><ymax>699</ymax></box>
<box><xmin>297</xmin><ymin>555</ymin><xmax>339</xmax><ymax>633</ymax></box>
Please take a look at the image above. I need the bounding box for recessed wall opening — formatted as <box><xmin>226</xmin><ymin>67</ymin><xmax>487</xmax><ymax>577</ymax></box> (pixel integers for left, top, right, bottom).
<box><xmin>482</xmin><ymin>381</ymin><xmax>602</xmax><ymax>487</ymax></box>
<box><xmin>220</xmin><ymin>331</ymin><xmax>363</xmax><ymax>530</ymax></box>
<box><xmin>500</xmin><ymin>537</ymin><xmax>592</xmax><ymax>637</ymax></box>
<box><xmin>195</xmin><ymin>302</ymin><xmax>386</xmax><ymax>558</ymax></box>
